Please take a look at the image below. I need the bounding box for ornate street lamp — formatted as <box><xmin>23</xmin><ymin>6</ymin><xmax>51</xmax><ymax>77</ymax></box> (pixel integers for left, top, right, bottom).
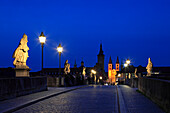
<box><xmin>91</xmin><ymin>70</ymin><xmax>96</xmax><ymax>84</ymax></box>
<box><xmin>124</xmin><ymin>63</ymin><xmax>128</xmax><ymax>67</ymax></box>
<box><xmin>125</xmin><ymin>59</ymin><xmax>131</xmax><ymax>80</ymax></box>
<box><xmin>39</xmin><ymin>32</ymin><xmax>46</xmax><ymax>70</ymax></box>
<box><xmin>118</xmin><ymin>74</ymin><xmax>121</xmax><ymax>77</ymax></box>
<box><xmin>100</xmin><ymin>76</ymin><xmax>102</xmax><ymax>80</ymax></box>
<box><xmin>126</xmin><ymin>58</ymin><xmax>130</xmax><ymax>65</ymax></box>
<box><xmin>57</xmin><ymin>43</ymin><xmax>63</xmax><ymax>75</ymax></box>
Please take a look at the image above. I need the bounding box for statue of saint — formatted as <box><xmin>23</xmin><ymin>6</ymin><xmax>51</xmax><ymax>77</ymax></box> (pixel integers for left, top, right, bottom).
<box><xmin>13</xmin><ymin>34</ymin><xmax>29</xmax><ymax>68</ymax></box>
<box><xmin>134</xmin><ymin>68</ymin><xmax>138</xmax><ymax>78</ymax></box>
<box><xmin>146</xmin><ymin>58</ymin><xmax>153</xmax><ymax>76</ymax></box>
<box><xmin>82</xmin><ymin>67</ymin><xmax>86</xmax><ymax>76</ymax></box>
<box><xmin>64</xmin><ymin>60</ymin><xmax>70</xmax><ymax>74</ymax></box>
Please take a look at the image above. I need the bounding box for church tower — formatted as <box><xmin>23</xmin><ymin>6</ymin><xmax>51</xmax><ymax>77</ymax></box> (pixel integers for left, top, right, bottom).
<box><xmin>108</xmin><ymin>56</ymin><xmax>116</xmax><ymax>84</ymax></box>
<box><xmin>108</xmin><ymin>56</ymin><xmax>113</xmax><ymax>80</ymax></box>
<box><xmin>116</xmin><ymin>56</ymin><xmax>120</xmax><ymax>71</ymax></box>
<box><xmin>97</xmin><ymin>43</ymin><xmax>105</xmax><ymax>70</ymax></box>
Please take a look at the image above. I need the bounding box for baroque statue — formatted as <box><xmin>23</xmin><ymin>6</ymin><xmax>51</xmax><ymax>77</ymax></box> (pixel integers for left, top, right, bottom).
<box><xmin>13</xmin><ymin>34</ymin><xmax>29</xmax><ymax>68</ymax></box>
<box><xmin>134</xmin><ymin>68</ymin><xmax>138</xmax><ymax>78</ymax></box>
<box><xmin>64</xmin><ymin>60</ymin><xmax>70</xmax><ymax>74</ymax></box>
<box><xmin>146</xmin><ymin>58</ymin><xmax>153</xmax><ymax>76</ymax></box>
<box><xmin>82</xmin><ymin>67</ymin><xmax>86</xmax><ymax>76</ymax></box>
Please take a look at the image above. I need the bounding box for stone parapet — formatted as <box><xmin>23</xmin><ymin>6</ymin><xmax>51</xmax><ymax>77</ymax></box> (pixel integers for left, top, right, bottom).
<box><xmin>138</xmin><ymin>77</ymin><xmax>170</xmax><ymax>113</ymax></box>
<box><xmin>0</xmin><ymin>77</ymin><xmax>47</xmax><ymax>101</ymax></box>
<box><xmin>47</xmin><ymin>76</ymin><xmax>65</xmax><ymax>87</ymax></box>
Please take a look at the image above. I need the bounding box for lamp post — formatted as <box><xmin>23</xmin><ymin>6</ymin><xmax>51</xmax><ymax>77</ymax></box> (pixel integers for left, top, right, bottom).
<box><xmin>124</xmin><ymin>58</ymin><xmax>130</xmax><ymax>73</ymax></box>
<box><xmin>39</xmin><ymin>32</ymin><xmax>46</xmax><ymax>70</ymax></box>
<box><xmin>57</xmin><ymin>43</ymin><xmax>63</xmax><ymax>75</ymax></box>
<box><xmin>124</xmin><ymin>59</ymin><xmax>131</xmax><ymax>84</ymax></box>
<box><xmin>91</xmin><ymin>69</ymin><xmax>96</xmax><ymax>84</ymax></box>
<box><xmin>99</xmin><ymin>76</ymin><xmax>103</xmax><ymax>84</ymax></box>
<box><xmin>118</xmin><ymin>74</ymin><xmax>121</xmax><ymax>77</ymax></box>
<box><xmin>126</xmin><ymin>58</ymin><xmax>130</xmax><ymax>65</ymax></box>
<box><xmin>100</xmin><ymin>76</ymin><xmax>102</xmax><ymax>80</ymax></box>
<box><xmin>124</xmin><ymin>63</ymin><xmax>128</xmax><ymax>67</ymax></box>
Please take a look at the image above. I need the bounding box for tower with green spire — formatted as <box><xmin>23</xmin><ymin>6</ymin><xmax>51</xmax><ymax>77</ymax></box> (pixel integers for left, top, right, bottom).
<box><xmin>97</xmin><ymin>43</ymin><xmax>105</xmax><ymax>71</ymax></box>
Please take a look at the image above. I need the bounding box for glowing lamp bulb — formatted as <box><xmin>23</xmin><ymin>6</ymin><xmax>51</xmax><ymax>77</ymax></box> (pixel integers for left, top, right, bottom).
<box><xmin>39</xmin><ymin>32</ymin><xmax>46</xmax><ymax>44</ymax></box>
<box><xmin>118</xmin><ymin>74</ymin><xmax>121</xmax><ymax>77</ymax></box>
<box><xmin>57</xmin><ymin>44</ymin><xmax>63</xmax><ymax>53</ymax></box>
<box><xmin>124</xmin><ymin>63</ymin><xmax>128</xmax><ymax>67</ymax></box>
<box><xmin>100</xmin><ymin>76</ymin><xmax>102</xmax><ymax>80</ymax></box>
<box><xmin>126</xmin><ymin>59</ymin><xmax>130</xmax><ymax>64</ymax></box>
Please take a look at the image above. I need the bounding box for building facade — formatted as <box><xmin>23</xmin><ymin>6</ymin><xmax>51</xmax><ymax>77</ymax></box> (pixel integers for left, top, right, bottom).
<box><xmin>108</xmin><ymin>56</ymin><xmax>120</xmax><ymax>84</ymax></box>
<box><xmin>30</xmin><ymin>43</ymin><xmax>107</xmax><ymax>82</ymax></box>
<box><xmin>94</xmin><ymin>43</ymin><xmax>106</xmax><ymax>81</ymax></box>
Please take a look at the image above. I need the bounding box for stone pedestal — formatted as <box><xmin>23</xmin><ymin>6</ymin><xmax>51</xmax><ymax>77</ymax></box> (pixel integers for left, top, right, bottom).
<box><xmin>14</xmin><ymin>68</ymin><xmax>31</xmax><ymax>77</ymax></box>
<box><xmin>61</xmin><ymin>77</ymin><xmax>65</xmax><ymax>86</ymax></box>
<box><xmin>56</xmin><ymin>77</ymin><xmax>60</xmax><ymax>86</ymax></box>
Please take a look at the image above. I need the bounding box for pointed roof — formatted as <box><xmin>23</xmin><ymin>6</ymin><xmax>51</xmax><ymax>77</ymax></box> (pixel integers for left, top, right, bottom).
<box><xmin>98</xmin><ymin>43</ymin><xmax>104</xmax><ymax>55</ymax></box>
<box><xmin>116</xmin><ymin>56</ymin><xmax>119</xmax><ymax>63</ymax></box>
<box><xmin>81</xmin><ymin>58</ymin><xmax>84</xmax><ymax>66</ymax></box>
<box><xmin>109</xmin><ymin>56</ymin><xmax>112</xmax><ymax>64</ymax></box>
<box><xmin>81</xmin><ymin>58</ymin><xmax>84</xmax><ymax>63</ymax></box>
<box><xmin>74</xmin><ymin>60</ymin><xmax>77</xmax><ymax>68</ymax></box>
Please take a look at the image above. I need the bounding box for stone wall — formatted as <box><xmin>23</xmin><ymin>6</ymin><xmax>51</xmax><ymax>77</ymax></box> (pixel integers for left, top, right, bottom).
<box><xmin>47</xmin><ymin>77</ymin><xmax>65</xmax><ymax>87</ymax></box>
<box><xmin>138</xmin><ymin>77</ymin><xmax>170</xmax><ymax>113</ymax></box>
<box><xmin>130</xmin><ymin>78</ymin><xmax>138</xmax><ymax>88</ymax></box>
<box><xmin>0</xmin><ymin>77</ymin><xmax>47</xmax><ymax>101</ymax></box>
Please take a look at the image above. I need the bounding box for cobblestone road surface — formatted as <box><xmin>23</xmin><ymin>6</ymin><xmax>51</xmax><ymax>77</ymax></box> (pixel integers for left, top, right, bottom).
<box><xmin>0</xmin><ymin>87</ymin><xmax>72</xmax><ymax>112</ymax></box>
<box><xmin>14</xmin><ymin>85</ymin><xmax>118</xmax><ymax>113</ymax></box>
<box><xmin>118</xmin><ymin>85</ymin><xmax>164</xmax><ymax>113</ymax></box>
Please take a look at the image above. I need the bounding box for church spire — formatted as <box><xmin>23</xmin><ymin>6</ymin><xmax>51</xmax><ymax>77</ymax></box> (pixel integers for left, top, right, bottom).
<box><xmin>109</xmin><ymin>56</ymin><xmax>112</xmax><ymax>64</ymax></box>
<box><xmin>97</xmin><ymin>43</ymin><xmax>105</xmax><ymax>71</ymax></box>
<box><xmin>116</xmin><ymin>56</ymin><xmax>119</xmax><ymax>63</ymax></box>
<box><xmin>116</xmin><ymin>56</ymin><xmax>120</xmax><ymax>71</ymax></box>
<box><xmin>74</xmin><ymin>60</ymin><xmax>77</xmax><ymax>68</ymax></box>
<box><xmin>98</xmin><ymin>43</ymin><xmax>104</xmax><ymax>55</ymax></box>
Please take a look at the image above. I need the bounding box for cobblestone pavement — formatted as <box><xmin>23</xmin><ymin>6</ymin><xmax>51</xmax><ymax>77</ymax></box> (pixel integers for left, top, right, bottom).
<box><xmin>118</xmin><ymin>85</ymin><xmax>165</xmax><ymax>113</ymax></box>
<box><xmin>0</xmin><ymin>86</ymin><xmax>87</xmax><ymax>113</ymax></box>
<box><xmin>14</xmin><ymin>85</ymin><xmax>118</xmax><ymax>113</ymax></box>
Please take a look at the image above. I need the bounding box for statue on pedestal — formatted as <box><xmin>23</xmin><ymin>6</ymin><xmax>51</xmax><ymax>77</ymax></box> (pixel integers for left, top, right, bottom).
<box><xmin>146</xmin><ymin>58</ymin><xmax>152</xmax><ymax>76</ymax></box>
<box><xmin>13</xmin><ymin>34</ymin><xmax>30</xmax><ymax>77</ymax></box>
<box><xmin>64</xmin><ymin>60</ymin><xmax>70</xmax><ymax>75</ymax></box>
<box><xmin>13</xmin><ymin>33</ymin><xmax>29</xmax><ymax>68</ymax></box>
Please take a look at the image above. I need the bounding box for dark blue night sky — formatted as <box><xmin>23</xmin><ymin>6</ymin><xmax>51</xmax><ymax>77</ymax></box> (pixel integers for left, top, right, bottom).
<box><xmin>0</xmin><ymin>0</ymin><xmax>170</xmax><ymax>71</ymax></box>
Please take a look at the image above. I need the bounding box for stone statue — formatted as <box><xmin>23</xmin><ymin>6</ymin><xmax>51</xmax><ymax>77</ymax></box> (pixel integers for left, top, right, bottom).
<box><xmin>82</xmin><ymin>67</ymin><xmax>86</xmax><ymax>76</ymax></box>
<box><xmin>146</xmin><ymin>58</ymin><xmax>153</xmax><ymax>76</ymax></box>
<box><xmin>64</xmin><ymin>60</ymin><xmax>70</xmax><ymax>74</ymax></box>
<box><xmin>13</xmin><ymin>33</ymin><xmax>29</xmax><ymax>68</ymax></box>
<box><xmin>134</xmin><ymin>68</ymin><xmax>138</xmax><ymax>78</ymax></box>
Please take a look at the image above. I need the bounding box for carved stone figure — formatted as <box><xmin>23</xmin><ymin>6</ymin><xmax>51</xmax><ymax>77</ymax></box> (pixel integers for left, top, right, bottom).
<box><xmin>82</xmin><ymin>67</ymin><xmax>86</xmax><ymax>76</ymax></box>
<box><xmin>134</xmin><ymin>68</ymin><xmax>138</xmax><ymax>78</ymax></box>
<box><xmin>13</xmin><ymin>33</ymin><xmax>29</xmax><ymax>68</ymax></box>
<box><xmin>64</xmin><ymin>60</ymin><xmax>70</xmax><ymax>74</ymax></box>
<box><xmin>146</xmin><ymin>58</ymin><xmax>153</xmax><ymax>76</ymax></box>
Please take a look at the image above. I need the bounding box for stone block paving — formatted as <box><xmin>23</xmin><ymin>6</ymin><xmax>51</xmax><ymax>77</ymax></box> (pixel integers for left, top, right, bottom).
<box><xmin>118</xmin><ymin>85</ymin><xmax>165</xmax><ymax>113</ymax></box>
<box><xmin>0</xmin><ymin>86</ymin><xmax>87</xmax><ymax>113</ymax></box>
<box><xmin>13</xmin><ymin>85</ymin><xmax>118</xmax><ymax>113</ymax></box>
<box><xmin>0</xmin><ymin>85</ymin><xmax>164</xmax><ymax>113</ymax></box>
